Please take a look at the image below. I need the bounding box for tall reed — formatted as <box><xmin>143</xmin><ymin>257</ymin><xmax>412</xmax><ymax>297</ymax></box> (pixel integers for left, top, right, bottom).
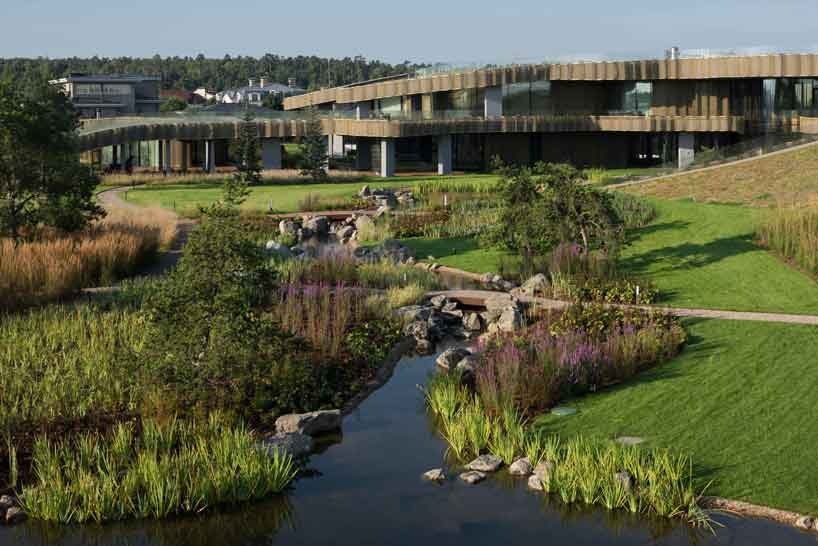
<box><xmin>17</xmin><ymin>414</ymin><xmax>297</xmax><ymax>523</ymax></box>
<box><xmin>757</xmin><ymin>207</ymin><xmax>818</xmax><ymax>275</ymax></box>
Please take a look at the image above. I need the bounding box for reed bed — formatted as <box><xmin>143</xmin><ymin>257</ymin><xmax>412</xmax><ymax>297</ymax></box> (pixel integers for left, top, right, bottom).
<box><xmin>424</xmin><ymin>373</ymin><xmax>709</xmax><ymax>526</ymax></box>
<box><xmin>757</xmin><ymin>207</ymin><xmax>818</xmax><ymax>276</ymax></box>
<box><xmin>0</xmin><ymin>305</ymin><xmax>145</xmax><ymax>432</ymax></box>
<box><xmin>16</xmin><ymin>414</ymin><xmax>296</xmax><ymax>523</ymax></box>
<box><xmin>610</xmin><ymin>193</ymin><xmax>657</xmax><ymax>230</ymax></box>
<box><xmin>411</xmin><ymin>177</ymin><xmax>501</xmax><ymax>197</ymax></box>
<box><xmin>0</xmin><ymin>207</ymin><xmax>178</xmax><ymax>311</ymax></box>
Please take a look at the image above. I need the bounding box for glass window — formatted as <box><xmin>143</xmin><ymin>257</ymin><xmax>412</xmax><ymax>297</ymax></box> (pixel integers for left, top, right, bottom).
<box><xmin>502</xmin><ymin>82</ymin><xmax>531</xmax><ymax>115</ymax></box>
<box><xmin>530</xmin><ymin>81</ymin><xmax>552</xmax><ymax>115</ymax></box>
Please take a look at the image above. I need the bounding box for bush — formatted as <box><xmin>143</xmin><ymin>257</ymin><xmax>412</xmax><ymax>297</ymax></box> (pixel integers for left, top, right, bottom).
<box><xmin>17</xmin><ymin>415</ymin><xmax>296</xmax><ymax>523</ymax></box>
<box><xmin>757</xmin><ymin>207</ymin><xmax>818</xmax><ymax>275</ymax></box>
<box><xmin>475</xmin><ymin>304</ymin><xmax>686</xmax><ymax>416</ymax></box>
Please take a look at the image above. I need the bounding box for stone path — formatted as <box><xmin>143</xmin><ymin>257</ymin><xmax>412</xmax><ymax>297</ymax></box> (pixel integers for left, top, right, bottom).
<box><xmin>428</xmin><ymin>289</ymin><xmax>818</xmax><ymax>326</ymax></box>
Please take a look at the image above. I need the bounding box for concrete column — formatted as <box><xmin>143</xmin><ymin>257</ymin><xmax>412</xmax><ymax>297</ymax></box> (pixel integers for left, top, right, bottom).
<box><xmin>327</xmin><ymin>134</ymin><xmax>344</xmax><ymax>158</ymax></box>
<box><xmin>484</xmin><ymin>86</ymin><xmax>503</xmax><ymax>118</ymax></box>
<box><xmin>261</xmin><ymin>138</ymin><xmax>282</xmax><ymax>170</ymax></box>
<box><xmin>355</xmin><ymin>101</ymin><xmax>371</xmax><ymax>120</ymax></box>
<box><xmin>112</xmin><ymin>145</ymin><xmax>119</xmax><ymax>166</ymax></box>
<box><xmin>162</xmin><ymin>140</ymin><xmax>172</xmax><ymax>172</ymax></box>
<box><xmin>355</xmin><ymin>139</ymin><xmax>372</xmax><ymax>171</ymax></box>
<box><xmin>379</xmin><ymin>139</ymin><xmax>395</xmax><ymax>178</ymax></box>
<box><xmin>204</xmin><ymin>140</ymin><xmax>215</xmax><ymax>173</ymax></box>
<box><xmin>180</xmin><ymin>141</ymin><xmax>189</xmax><ymax>172</ymax></box>
<box><xmin>437</xmin><ymin>134</ymin><xmax>453</xmax><ymax>175</ymax></box>
<box><xmin>678</xmin><ymin>133</ymin><xmax>695</xmax><ymax>169</ymax></box>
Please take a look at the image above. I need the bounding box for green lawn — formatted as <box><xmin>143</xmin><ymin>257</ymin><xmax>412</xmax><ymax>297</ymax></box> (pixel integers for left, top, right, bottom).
<box><xmin>401</xmin><ymin>236</ymin><xmax>512</xmax><ymax>274</ymax></box>
<box><xmin>124</xmin><ymin>174</ymin><xmax>499</xmax><ymax>215</ymax></box>
<box><xmin>538</xmin><ymin>318</ymin><xmax>818</xmax><ymax>514</ymax></box>
<box><xmin>620</xmin><ymin>199</ymin><xmax>818</xmax><ymax>314</ymax></box>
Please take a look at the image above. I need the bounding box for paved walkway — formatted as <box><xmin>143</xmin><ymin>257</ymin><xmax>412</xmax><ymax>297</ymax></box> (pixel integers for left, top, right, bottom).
<box><xmin>606</xmin><ymin>139</ymin><xmax>818</xmax><ymax>190</ymax></box>
<box><xmin>429</xmin><ymin>289</ymin><xmax>818</xmax><ymax>326</ymax></box>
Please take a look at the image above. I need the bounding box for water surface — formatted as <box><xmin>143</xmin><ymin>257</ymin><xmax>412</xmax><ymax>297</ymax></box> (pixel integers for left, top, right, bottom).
<box><xmin>2</xmin><ymin>348</ymin><xmax>813</xmax><ymax>546</ymax></box>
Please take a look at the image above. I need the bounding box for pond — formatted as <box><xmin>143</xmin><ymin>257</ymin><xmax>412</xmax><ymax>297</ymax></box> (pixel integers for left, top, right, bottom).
<box><xmin>1</xmin><ymin>345</ymin><xmax>813</xmax><ymax>546</ymax></box>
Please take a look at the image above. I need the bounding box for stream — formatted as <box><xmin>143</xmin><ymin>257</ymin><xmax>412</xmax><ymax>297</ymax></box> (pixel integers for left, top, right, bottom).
<box><xmin>1</xmin><ymin>344</ymin><xmax>813</xmax><ymax>546</ymax></box>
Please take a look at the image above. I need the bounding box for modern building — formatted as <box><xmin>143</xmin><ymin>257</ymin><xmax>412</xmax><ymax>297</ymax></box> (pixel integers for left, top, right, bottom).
<box><xmin>50</xmin><ymin>74</ymin><xmax>162</xmax><ymax>119</ymax></box>
<box><xmin>282</xmin><ymin>50</ymin><xmax>818</xmax><ymax>174</ymax></box>
<box><xmin>217</xmin><ymin>78</ymin><xmax>305</xmax><ymax>106</ymax></box>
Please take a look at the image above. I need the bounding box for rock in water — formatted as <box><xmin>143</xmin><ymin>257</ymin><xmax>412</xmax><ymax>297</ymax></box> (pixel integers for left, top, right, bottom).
<box><xmin>509</xmin><ymin>457</ymin><xmax>533</xmax><ymax>476</ymax></box>
<box><xmin>422</xmin><ymin>468</ymin><xmax>446</xmax><ymax>482</ymax></box>
<box><xmin>275</xmin><ymin>410</ymin><xmax>341</xmax><ymax>436</ymax></box>
<box><xmin>613</xmin><ymin>471</ymin><xmax>634</xmax><ymax>493</ymax></box>
<box><xmin>435</xmin><ymin>347</ymin><xmax>472</xmax><ymax>370</ymax></box>
<box><xmin>265</xmin><ymin>240</ymin><xmax>293</xmax><ymax>260</ymax></box>
<box><xmin>466</xmin><ymin>454</ymin><xmax>503</xmax><ymax>472</ymax></box>
<box><xmin>4</xmin><ymin>506</ymin><xmax>25</xmax><ymax>525</ymax></box>
<box><xmin>527</xmin><ymin>474</ymin><xmax>544</xmax><ymax>491</ymax></box>
<box><xmin>304</xmin><ymin>216</ymin><xmax>330</xmax><ymax>236</ymax></box>
<box><xmin>261</xmin><ymin>432</ymin><xmax>314</xmax><ymax>459</ymax></box>
<box><xmin>463</xmin><ymin>312</ymin><xmax>482</xmax><ymax>332</ymax></box>
<box><xmin>459</xmin><ymin>471</ymin><xmax>487</xmax><ymax>484</ymax></box>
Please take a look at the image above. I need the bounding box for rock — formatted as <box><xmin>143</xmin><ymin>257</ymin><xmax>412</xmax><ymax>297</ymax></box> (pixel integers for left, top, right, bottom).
<box><xmin>459</xmin><ymin>471</ymin><xmax>487</xmax><ymax>485</ymax></box>
<box><xmin>275</xmin><ymin>410</ymin><xmax>341</xmax><ymax>436</ymax></box>
<box><xmin>444</xmin><ymin>309</ymin><xmax>464</xmax><ymax>319</ymax></box>
<box><xmin>466</xmin><ymin>454</ymin><xmax>503</xmax><ymax>473</ymax></box>
<box><xmin>354</xmin><ymin>215</ymin><xmax>374</xmax><ymax>233</ymax></box>
<box><xmin>336</xmin><ymin>225</ymin><xmax>355</xmax><ymax>240</ymax></box>
<box><xmin>456</xmin><ymin>355</ymin><xmax>478</xmax><ymax>375</ymax></box>
<box><xmin>527</xmin><ymin>474</ymin><xmax>544</xmax><ymax>491</ymax></box>
<box><xmin>297</xmin><ymin>227</ymin><xmax>314</xmax><ymax>242</ymax></box>
<box><xmin>0</xmin><ymin>496</ymin><xmax>13</xmax><ymax>510</ymax></box>
<box><xmin>394</xmin><ymin>305</ymin><xmax>432</xmax><ymax>324</ymax></box>
<box><xmin>429</xmin><ymin>295</ymin><xmax>448</xmax><ymax>309</ymax></box>
<box><xmin>442</xmin><ymin>301</ymin><xmax>459</xmax><ymax>313</ymax></box>
<box><xmin>497</xmin><ymin>307</ymin><xmax>523</xmax><ymax>332</ymax></box>
<box><xmin>422</xmin><ymin>468</ymin><xmax>446</xmax><ymax>482</ymax></box>
<box><xmin>279</xmin><ymin>219</ymin><xmax>297</xmax><ymax>237</ymax></box>
<box><xmin>304</xmin><ymin>216</ymin><xmax>330</xmax><ymax>235</ymax></box>
<box><xmin>426</xmin><ymin>315</ymin><xmax>447</xmax><ymax>339</ymax></box>
<box><xmin>374</xmin><ymin>205</ymin><xmax>391</xmax><ymax>218</ymax></box>
<box><xmin>492</xmin><ymin>275</ymin><xmax>503</xmax><ymax>284</ymax></box>
<box><xmin>795</xmin><ymin>516</ymin><xmax>815</xmax><ymax>531</ymax></box>
<box><xmin>436</xmin><ymin>347</ymin><xmax>472</xmax><ymax>370</ymax></box>
<box><xmin>615</xmin><ymin>436</ymin><xmax>645</xmax><ymax>446</ymax></box>
<box><xmin>499</xmin><ymin>280</ymin><xmax>516</xmax><ymax>292</ymax></box>
<box><xmin>480</xmin><ymin>272</ymin><xmax>494</xmax><ymax>284</ymax></box>
<box><xmin>261</xmin><ymin>432</ymin><xmax>314</xmax><ymax>459</ymax></box>
<box><xmin>415</xmin><ymin>339</ymin><xmax>434</xmax><ymax>355</ymax></box>
<box><xmin>404</xmin><ymin>320</ymin><xmax>430</xmax><ymax>341</ymax></box>
<box><xmin>4</xmin><ymin>506</ymin><xmax>25</xmax><ymax>525</ymax></box>
<box><xmin>359</xmin><ymin>185</ymin><xmax>371</xmax><ymax>197</ymax></box>
<box><xmin>463</xmin><ymin>312</ymin><xmax>482</xmax><ymax>332</ymax></box>
<box><xmin>613</xmin><ymin>471</ymin><xmax>634</xmax><ymax>493</ymax></box>
<box><xmin>533</xmin><ymin>461</ymin><xmax>555</xmax><ymax>484</ymax></box>
<box><xmin>509</xmin><ymin>457</ymin><xmax>533</xmax><ymax>476</ymax></box>
<box><xmin>265</xmin><ymin>240</ymin><xmax>293</xmax><ymax>260</ymax></box>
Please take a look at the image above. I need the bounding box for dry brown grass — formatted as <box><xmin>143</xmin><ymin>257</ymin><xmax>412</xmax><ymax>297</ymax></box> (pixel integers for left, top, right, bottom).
<box><xmin>0</xmin><ymin>208</ymin><xmax>178</xmax><ymax>311</ymax></box>
<box><xmin>100</xmin><ymin>169</ymin><xmax>365</xmax><ymax>188</ymax></box>
<box><xmin>625</xmin><ymin>142</ymin><xmax>818</xmax><ymax>207</ymax></box>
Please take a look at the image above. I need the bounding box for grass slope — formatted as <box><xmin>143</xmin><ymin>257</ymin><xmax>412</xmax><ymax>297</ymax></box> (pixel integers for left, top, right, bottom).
<box><xmin>620</xmin><ymin>199</ymin><xmax>818</xmax><ymax>314</ymax></box>
<box><xmin>626</xmin><ymin>142</ymin><xmax>818</xmax><ymax>206</ymax></box>
<box><xmin>537</xmin><ymin>318</ymin><xmax>818</xmax><ymax>514</ymax></box>
<box><xmin>401</xmin><ymin>236</ymin><xmax>512</xmax><ymax>274</ymax></box>
<box><xmin>124</xmin><ymin>174</ymin><xmax>498</xmax><ymax>215</ymax></box>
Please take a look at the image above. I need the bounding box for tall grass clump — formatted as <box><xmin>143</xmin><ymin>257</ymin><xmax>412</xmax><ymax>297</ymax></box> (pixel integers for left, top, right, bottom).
<box><xmin>475</xmin><ymin>304</ymin><xmax>686</xmax><ymax>417</ymax></box>
<box><xmin>17</xmin><ymin>414</ymin><xmax>297</xmax><ymax>523</ymax></box>
<box><xmin>0</xmin><ymin>207</ymin><xmax>178</xmax><ymax>311</ymax></box>
<box><xmin>411</xmin><ymin>177</ymin><xmax>501</xmax><ymax>197</ymax></box>
<box><xmin>424</xmin><ymin>377</ymin><xmax>708</xmax><ymax>526</ymax></box>
<box><xmin>610</xmin><ymin>193</ymin><xmax>657</xmax><ymax>229</ymax></box>
<box><xmin>0</xmin><ymin>304</ymin><xmax>145</xmax><ymax>432</ymax></box>
<box><xmin>757</xmin><ymin>207</ymin><xmax>818</xmax><ymax>275</ymax></box>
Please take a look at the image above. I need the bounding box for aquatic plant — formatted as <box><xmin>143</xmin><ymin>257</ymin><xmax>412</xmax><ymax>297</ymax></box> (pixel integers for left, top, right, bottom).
<box><xmin>17</xmin><ymin>414</ymin><xmax>297</xmax><ymax>524</ymax></box>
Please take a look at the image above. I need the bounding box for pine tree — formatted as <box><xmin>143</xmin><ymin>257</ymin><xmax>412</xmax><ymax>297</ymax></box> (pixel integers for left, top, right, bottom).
<box><xmin>299</xmin><ymin>107</ymin><xmax>328</xmax><ymax>182</ymax></box>
<box><xmin>223</xmin><ymin>108</ymin><xmax>260</xmax><ymax>207</ymax></box>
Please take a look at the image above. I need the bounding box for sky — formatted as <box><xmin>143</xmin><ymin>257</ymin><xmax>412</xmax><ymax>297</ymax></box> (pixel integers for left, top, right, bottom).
<box><xmin>3</xmin><ymin>0</ymin><xmax>818</xmax><ymax>64</ymax></box>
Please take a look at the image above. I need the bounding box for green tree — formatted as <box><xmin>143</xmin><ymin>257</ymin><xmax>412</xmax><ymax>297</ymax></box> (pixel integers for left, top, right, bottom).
<box><xmin>261</xmin><ymin>92</ymin><xmax>283</xmax><ymax>110</ymax></box>
<box><xmin>298</xmin><ymin>107</ymin><xmax>328</xmax><ymax>182</ymax></box>
<box><xmin>159</xmin><ymin>96</ymin><xmax>188</xmax><ymax>112</ymax></box>
<box><xmin>487</xmin><ymin>162</ymin><xmax>622</xmax><ymax>263</ymax></box>
<box><xmin>222</xmin><ymin>109</ymin><xmax>261</xmax><ymax>207</ymax></box>
<box><xmin>0</xmin><ymin>81</ymin><xmax>103</xmax><ymax>240</ymax></box>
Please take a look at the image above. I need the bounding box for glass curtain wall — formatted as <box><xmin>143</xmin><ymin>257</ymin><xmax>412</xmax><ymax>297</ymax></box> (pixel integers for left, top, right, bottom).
<box><xmin>433</xmin><ymin>89</ymin><xmax>485</xmax><ymax>118</ymax></box>
<box><xmin>606</xmin><ymin>82</ymin><xmax>653</xmax><ymax>115</ymax></box>
<box><xmin>763</xmin><ymin>78</ymin><xmax>818</xmax><ymax>116</ymax></box>
<box><xmin>502</xmin><ymin>80</ymin><xmax>552</xmax><ymax>116</ymax></box>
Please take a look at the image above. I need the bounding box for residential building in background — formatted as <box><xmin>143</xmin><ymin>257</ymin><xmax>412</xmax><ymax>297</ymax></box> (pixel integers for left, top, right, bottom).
<box><xmin>216</xmin><ymin>77</ymin><xmax>305</xmax><ymax>106</ymax></box>
<box><xmin>50</xmin><ymin>74</ymin><xmax>161</xmax><ymax>118</ymax></box>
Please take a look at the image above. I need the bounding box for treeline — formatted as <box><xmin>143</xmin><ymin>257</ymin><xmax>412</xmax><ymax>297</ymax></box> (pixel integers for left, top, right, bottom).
<box><xmin>0</xmin><ymin>54</ymin><xmax>425</xmax><ymax>92</ymax></box>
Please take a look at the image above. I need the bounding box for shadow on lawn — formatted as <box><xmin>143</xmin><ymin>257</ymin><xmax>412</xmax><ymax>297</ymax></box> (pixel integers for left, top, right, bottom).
<box><xmin>622</xmin><ymin>233</ymin><xmax>758</xmax><ymax>275</ymax></box>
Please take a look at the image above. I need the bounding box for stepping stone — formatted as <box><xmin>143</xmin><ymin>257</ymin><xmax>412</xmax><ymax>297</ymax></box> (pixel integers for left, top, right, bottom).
<box><xmin>422</xmin><ymin>468</ymin><xmax>446</xmax><ymax>482</ymax></box>
<box><xmin>615</xmin><ymin>436</ymin><xmax>645</xmax><ymax>446</ymax></box>
<box><xmin>459</xmin><ymin>471</ymin><xmax>487</xmax><ymax>485</ymax></box>
<box><xmin>551</xmin><ymin>406</ymin><xmax>577</xmax><ymax>417</ymax></box>
<box><xmin>465</xmin><ymin>454</ymin><xmax>503</xmax><ymax>472</ymax></box>
<box><xmin>509</xmin><ymin>457</ymin><xmax>533</xmax><ymax>476</ymax></box>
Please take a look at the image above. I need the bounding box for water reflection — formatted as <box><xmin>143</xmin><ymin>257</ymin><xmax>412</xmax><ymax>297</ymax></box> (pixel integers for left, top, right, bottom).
<box><xmin>1</xmin><ymin>349</ymin><xmax>815</xmax><ymax>546</ymax></box>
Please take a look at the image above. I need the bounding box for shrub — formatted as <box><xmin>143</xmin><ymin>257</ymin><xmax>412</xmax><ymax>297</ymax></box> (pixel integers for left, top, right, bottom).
<box><xmin>17</xmin><ymin>414</ymin><xmax>296</xmax><ymax>523</ymax></box>
<box><xmin>389</xmin><ymin>209</ymin><xmax>450</xmax><ymax>238</ymax></box>
<box><xmin>475</xmin><ymin>304</ymin><xmax>686</xmax><ymax>416</ymax></box>
<box><xmin>757</xmin><ymin>207</ymin><xmax>818</xmax><ymax>275</ymax></box>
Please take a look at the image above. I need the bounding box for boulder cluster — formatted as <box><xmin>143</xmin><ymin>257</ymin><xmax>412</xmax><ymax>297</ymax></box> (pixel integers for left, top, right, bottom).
<box><xmin>396</xmin><ymin>295</ymin><xmax>486</xmax><ymax>355</ymax></box>
<box><xmin>358</xmin><ymin>185</ymin><xmax>415</xmax><ymax>215</ymax></box>
<box><xmin>352</xmin><ymin>238</ymin><xmax>414</xmax><ymax>264</ymax></box>
<box><xmin>260</xmin><ymin>409</ymin><xmax>342</xmax><ymax>459</ymax></box>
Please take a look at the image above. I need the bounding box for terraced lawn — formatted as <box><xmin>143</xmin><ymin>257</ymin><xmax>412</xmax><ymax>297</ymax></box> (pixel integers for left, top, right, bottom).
<box><xmin>537</xmin><ymin>318</ymin><xmax>818</xmax><ymax>514</ymax></box>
